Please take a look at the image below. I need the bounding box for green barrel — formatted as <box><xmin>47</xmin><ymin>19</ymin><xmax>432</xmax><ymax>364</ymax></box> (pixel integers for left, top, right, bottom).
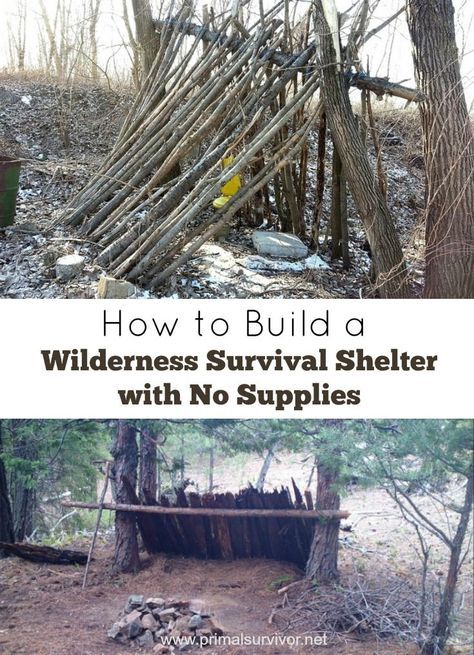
<box><xmin>0</xmin><ymin>155</ymin><xmax>22</xmax><ymax>227</ymax></box>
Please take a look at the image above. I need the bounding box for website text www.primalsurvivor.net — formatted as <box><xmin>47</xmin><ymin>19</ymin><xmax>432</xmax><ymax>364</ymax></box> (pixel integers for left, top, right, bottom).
<box><xmin>158</xmin><ymin>632</ymin><xmax>328</xmax><ymax>649</ymax></box>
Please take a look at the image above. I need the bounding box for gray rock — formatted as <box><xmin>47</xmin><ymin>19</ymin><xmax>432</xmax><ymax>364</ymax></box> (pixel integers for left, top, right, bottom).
<box><xmin>124</xmin><ymin>618</ymin><xmax>143</xmax><ymax>640</ymax></box>
<box><xmin>252</xmin><ymin>231</ymin><xmax>308</xmax><ymax>259</ymax></box>
<box><xmin>126</xmin><ymin>594</ymin><xmax>145</xmax><ymax>609</ymax></box>
<box><xmin>120</xmin><ymin>609</ymin><xmax>142</xmax><ymax>624</ymax></box>
<box><xmin>107</xmin><ymin>622</ymin><xmax>123</xmax><ymax>640</ymax></box>
<box><xmin>55</xmin><ymin>254</ymin><xmax>85</xmax><ymax>280</ymax></box>
<box><xmin>173</xmin><ymin>616</ymin><xmax>190</xmax><ymax>633</ymax></box>
<box><xmin>146</xmin><ymin>597</ymin><xmax>166</xmax><ymax>609</ymax></box>
<box><xmin>136</xmin><ymin>629</ymin><xmax>155</xmax><ymax>648</ymax></box>
<box><xmin>154</xmin><ymin>627</ymin><xmax>167</xmax><ymax>639</ymax></box>
<box><xmin>158</xmin><ymin>608</ymin><xmax>176</xmax><ymax>622</ymax></box>
<box><xmin>188</xmin><ymin>614</ymin><xmax>203</xmax><ymax>630</ymax></box>
<box><xmin>141</xmin><ymin>613</ymin><xmax>158</xmax><ymax>632</ymax></box>
<box><xmin>97</xmin><ymin>275</ymin><xmax>137</xmax><ymax>299</ymax></box>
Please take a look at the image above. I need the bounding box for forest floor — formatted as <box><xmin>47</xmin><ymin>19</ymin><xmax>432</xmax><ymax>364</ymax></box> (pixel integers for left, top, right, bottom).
<box><xmin>0</xmin><ymin>74</ymin><xmax>425</xmax><ymax>299</ymax></box>
<box><xmin>1</xmin><ymin>466</ymin><xmax>472</xmax><ymax>655</ymax></box>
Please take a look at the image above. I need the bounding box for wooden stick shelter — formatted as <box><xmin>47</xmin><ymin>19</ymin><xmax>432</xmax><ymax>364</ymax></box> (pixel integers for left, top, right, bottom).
<box><xmin>64</xmin><ymin>486</ymin><xmax>349</xmax><ymax>569</ymax></box>
<box><xmin>60</xmin><ymin>3</ymin><xmax>423</xmax><ymax>297</ymax></box>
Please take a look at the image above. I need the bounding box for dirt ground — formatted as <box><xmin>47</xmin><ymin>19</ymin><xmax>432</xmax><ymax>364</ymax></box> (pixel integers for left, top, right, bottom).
<box><xmin>0</xmin><ymin>545</ymin><xmax>423</xmax><ymax>655</ymax></box>
<box><xmin>1</xmin><ymin>479</ymin><xmax>472</xmax><ymax>655</ymax></box>
<box><xmin>0</xmin><ymin>75</ymin><xmax>425</xmax><ymax>300</ymax></box>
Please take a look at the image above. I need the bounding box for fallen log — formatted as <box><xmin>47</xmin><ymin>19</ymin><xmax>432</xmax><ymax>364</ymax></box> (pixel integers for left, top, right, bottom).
<box><xmin>62</xmin><ymin>500</ymin><xmax>349</xmax><ymax>520</ymax></box>
<box><xmin>153</xmin><ymin>17</ymin><xmax>424</xmax><ymax>102</ymax></box>
<box><xmin>0</xmin><ymin>542</ymin><xmax>89</xmax><ymax>565</ymax></box>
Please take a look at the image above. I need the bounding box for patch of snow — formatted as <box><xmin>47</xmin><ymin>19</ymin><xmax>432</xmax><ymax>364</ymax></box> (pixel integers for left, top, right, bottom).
<box><xmin>244</xmin><ymin>255</ymin><xmax>305</xmax><ymax>272</ymax></box>
<box><xmin>243</xmin><ymin>253</ymin><xmax>329</xmax><ymax>272</ymax></box>
<box><xmin>137</xmin><ymin>289</ymin><xmax>151</xmax><ymax>298</ymax></box>
<box><xmin>304</xmin><ymin>254</ymin><xmax>330</xmax><ymax>270</ymax></box>
<box><xmin>21</xmin><ymin>95</ymin><xmax>32</xmax><ymax>106</ymax></box>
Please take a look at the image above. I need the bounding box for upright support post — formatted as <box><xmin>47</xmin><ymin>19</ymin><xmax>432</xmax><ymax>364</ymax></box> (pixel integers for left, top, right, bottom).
<box><xmin>82</xmin><ymin>461</ymin><xmax>111</xmax><ymax>589</ymax></box>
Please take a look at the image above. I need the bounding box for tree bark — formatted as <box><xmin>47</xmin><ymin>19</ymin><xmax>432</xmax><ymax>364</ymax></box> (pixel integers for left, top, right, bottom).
<box><xmin>312</xmin><ymin>111</ymin><xmax>327</xmax><ymax>246</ymax></box>
<box><xmin>0</xmin><ymin>542</ymin><xmax>88</xmax><ymax>565</ymax></box>
<box><xmin>88</xmin><ymin>0</ymin><xmax>101</xmax><ymax>82</ymax></box>
<box><xmin>0</xmin><ymin>421</ymin><xmax>14</xmax><ymax>556</ymax></box>
<box><xmin>422</xmin><ymin>466</ymin><xmax>474</xmax><ymax>653</ymax></box>
<box><xmin>406</xmin><ymin>0</ymin><xmax>474</xmax><ymax>298</ymax></box>
<box><xmin>315</xmin><ymin>2</ymin><xmax>410</xmax><ymax>298</ymax></box>
<box><xmin>10</xmin><ymin>424</ymin><xmax>36</xmax><ymax>542</ymax></box>
<box><xmin>305</xmin><ymin>460</ymin><xmax>341</xmax><ymax>583</ymax></box>
<box><xmin>131</xmin><ymin>0</ymin><xmax>160</xmax><ymax>79</ymax></box>
<box><xmin>330</xmin><ymin>143</ymin><xmax>343</xmax><ymax>260</ymax></box>
<box><xmin>13</xmin><ymin>484</ymin><xmax>34</xmax><ymax>542</ymax></box>
<box><xmin>111</xmin><ymin>421</ymin><xmax>140</xmax><ymax>573</ymax></box>
<box><xmin>139</xmin><ymin>426</ymin><xmax>157</xmax><ymax>504</ymax></box>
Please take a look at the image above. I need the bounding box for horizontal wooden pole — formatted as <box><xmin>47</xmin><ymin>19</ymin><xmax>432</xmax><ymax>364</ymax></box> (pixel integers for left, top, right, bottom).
<box><xmin>351</xmin><ymin>73</ymin><xmax>424</xmax><ymax>102</ymax></box>
<box><xmin>153</xmin><ymin>18</ymin><xmax>424</xmax><ymax>102</ymax></box>
<box><xmin>62</xmin><ymin>500</ymin><xmax>349</xmax><ymax>520</ymax></box>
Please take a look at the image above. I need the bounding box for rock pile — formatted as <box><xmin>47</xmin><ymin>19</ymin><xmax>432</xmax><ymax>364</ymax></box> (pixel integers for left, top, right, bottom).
<box><xmin>107</xmin><ymin>595</ymin><xmax>223</xmax><ymax>652</ymax></box>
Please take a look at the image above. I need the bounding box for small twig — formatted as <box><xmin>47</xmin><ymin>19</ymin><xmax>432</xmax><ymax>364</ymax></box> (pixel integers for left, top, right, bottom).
<box><xmin>49</xmin><ymin>237</ymin><xmax>101</xmax><ymax>246</ymax></box>
<box><xmin>277</xmin><ymin>579</ymin><xmax>306</xmax><ymax>595</ymax></box>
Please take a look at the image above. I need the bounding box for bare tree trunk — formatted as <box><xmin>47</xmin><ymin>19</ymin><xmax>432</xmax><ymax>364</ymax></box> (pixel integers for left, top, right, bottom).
<box><xmin>312</xmin><ymin>111</ymin><xmax>327</xmax><ymax>246</ymax></box>
<box><xmin>88</xmin><ymin>0</ymin><xmax>102</xmax><ymax>82</ymax></box>
<box><xmin>38</xmin><ymin>0</ymin><xmax>63</xmax><ymax>78</ymax></box>
<box><xmin>305</xmin><ymin>460</ymin><xmax>341</xmax><ymax>583</ymax></box>
<box><xmin>406</xmin><ymin>0</ymin><xmax>474</xmax><ymax>298</ymax></box>
<box><xmin>7</xmin><ymin>0</ymin><xmax>27</xmax><ymax>71</ymax></box>
<box><xmin>139</xmin><ymin>426</ymin><xmax>157</xmax><ymax>503</ymax></box>
<box><xmin>366</xmin><ymin>89</ymin><xmax>387</xmax><ymax>198</ymax></box>
<box><xmin>422</xmin><ymin>467</ymin><xmax>473</xmax><ymax>654</ymax></box>
<box><xmin>256</xmin><ymin>442</ymin><xmax>279</xmax><ymax>490</ymax></box>
<box><xmin>315</xmin><ymin>2</ymin><xmax>410</xmax><ymax>298</ymax></box>
<box><xmin>0</xmin><ymin>421</ymin><xmax>14</xmax><ymax>556</ymax></box>
<box><xmin>340</xmin><ymin>164</ymin><xmax>350</xmax><ymax>270</ymax></box>
<box><xmin>330</xmin><ymin>143</ymin><xmax>343</xmax><ymax>260</ymax></box>
<box><xmin>13</xmin><ymin>485</ymin><xmax>34</xmax><ymax>542</ymax></box>
<box><xmin>122</xmin><ymin>0</ymin><xmax>141</xmax><ymax>89</ymax></box>
<box><xmin>131</xmin><ymin>0</ymin><xmax>160</xmax><ymax>79</ymax></box>
<box><xmin>10</xmin><ymin>424</ymin><xmax>36</xmax><ymax>542</ymax></box>
<box><xmin>111</xmin><ymin>421</ymin><xmax>140</xmax><ymax>573</ymax></box>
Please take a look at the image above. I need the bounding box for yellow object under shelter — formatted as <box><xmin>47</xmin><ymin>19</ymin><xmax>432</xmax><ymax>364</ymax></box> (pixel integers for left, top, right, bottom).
<box><xmin>213</xmin><ymin>155</ymin><xmax>242</xmax><ymax>209</ymax></box>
